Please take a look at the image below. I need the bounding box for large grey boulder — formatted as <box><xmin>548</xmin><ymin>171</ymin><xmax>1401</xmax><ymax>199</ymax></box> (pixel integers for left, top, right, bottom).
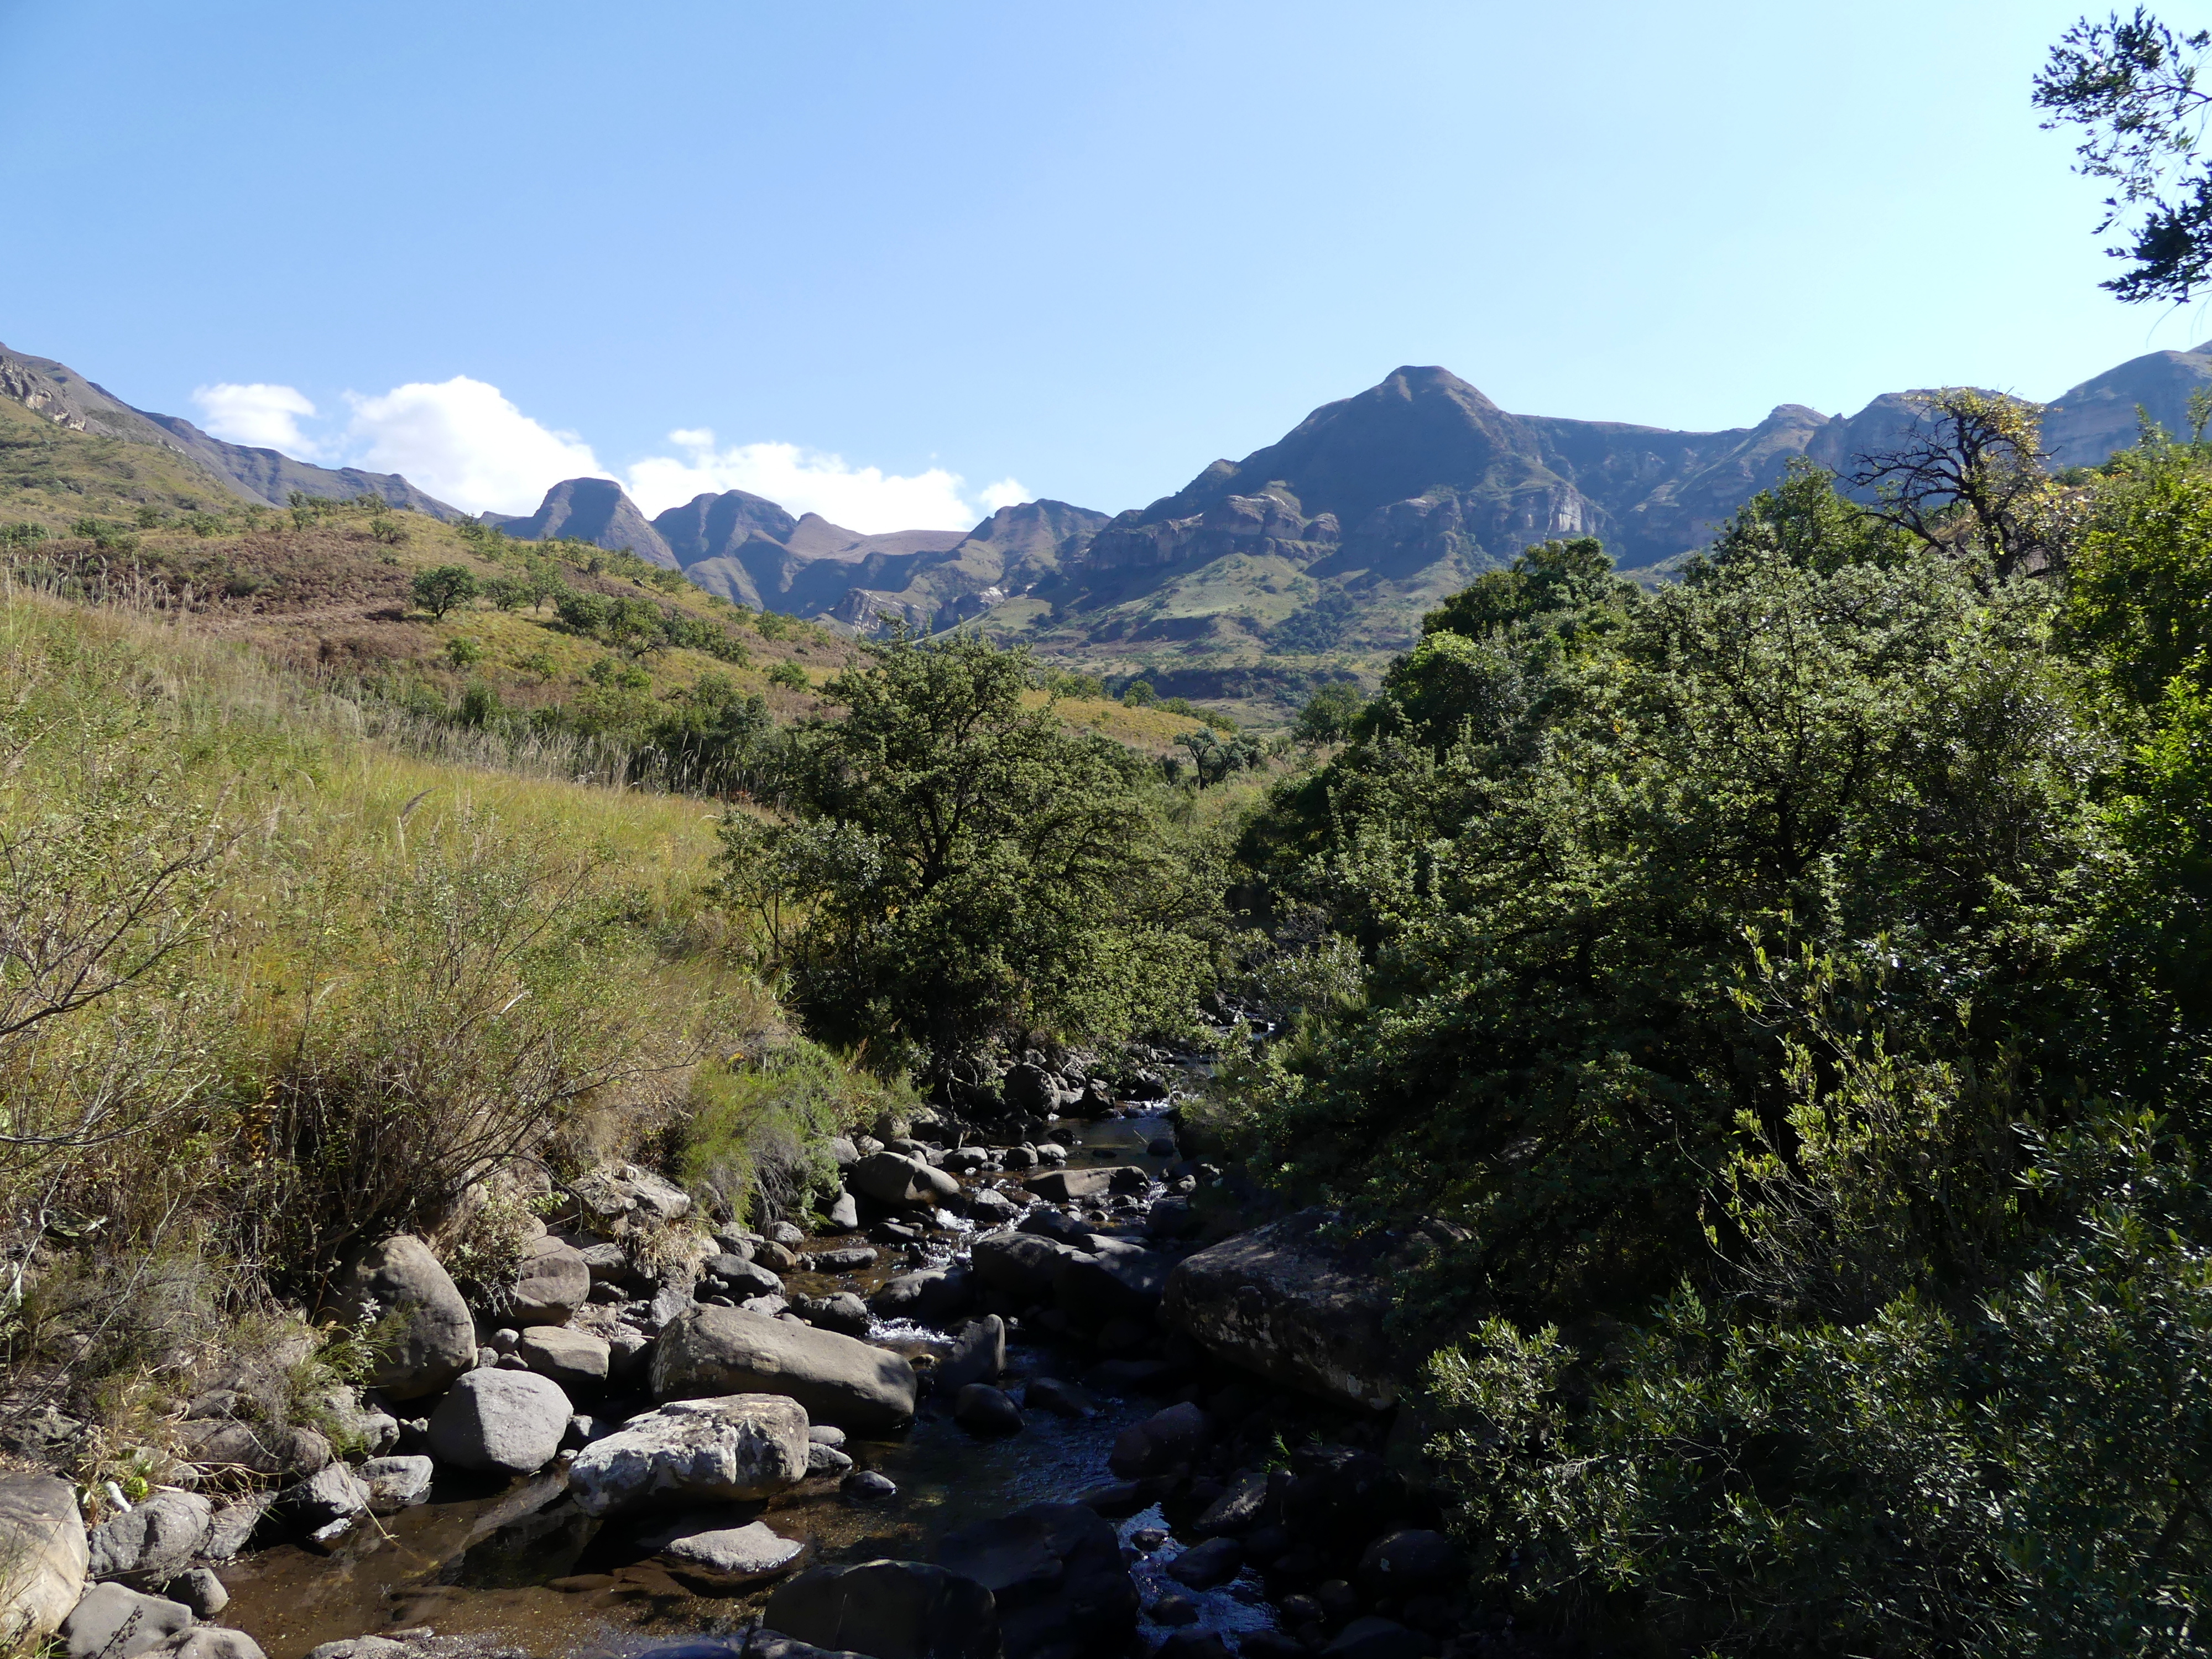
<box><xmin>765</xmin><ymin>1559</ymin><xmax>1000</xmax><ymax>1659</ymax></box>
<box><xmin>509</xmin><ymin>1234</ymin><xmax>591</xmax><ymax>1326</ymax></box>
<box><xmin>426</xmin><ymin>1369</ymin><xmax>571</xmax><ymax>1474</ymax></box>
<box><xmin>870</xmin><ymin>1267</ymin><xmax>972</xmax><ymax>1327</ymax></box>
<box><xmin>0</xmin><ymin>1474</ymin><xmax>87</xmax><ymax>1640</ymax></box>
<box><xmin>1053</xmin><ymin>1250</ymin><xmax>1167</xmax><ymax>1328</ymax></box>
<box><xmin>653</xmin><ymin>1306</ymin><xmax>916</xmax><ymax>1433</ymax></box>
<box><xmin>936</xmin><ymin>1504</ymin><xmax>1135</xmax><ymax>1659</ymax></box>
<box><xmin>329</xmin><ymin>1235</ymin><xmax>475</xmax><ymax>1402</ymax></box>
<box><xmin>638</xmin><ymin>1514</ymin><xmax>806</xmax><ymax>1588</ymax></box>
<box><xmin>1159</xmin><ymin>1209</ymin><xmax>1399</xmax><ymax>1411</ymax></box>
<box><xmin>568</xmin><ymin>1395</ymin><xmax>810</xmax><ymax>1516</ymax></box>
<box><xmin>1108</xmin><ymin>1402</ymin><xmax>1210</xmax><ymax>1479</ymax></box>
<box><xmin>515</xmin><ymin>1324</ymin><xmax>610</xmax><ymax>1387</ymax></box>
<box><xmin>1025</xmin><ymin>1168</ymin><xmax>1142</xmax><ymax>1204</ymax></box>
<box><xmin>851</xmin><ymin>1154</ymin><xmax>961</xmax><ymax>1209</ymax></box>
<box><xmin>969</xmin><ymin>1233</ymin><xmax>1083</xmax><ymax>1303</ymax></box>
<box><xmin>570</xmin><ymin>1163</ymin><xmax>692</xmax><ymax>1225</ymax></box>
<box><xmin>935</xmin><ymin>1317</ymin><xmax>1006</xmax><ymax>1394</ymax></box>
<box><xmin>86</xmin><ymin>1489</ymin><xmax>210</xmax><ymax>1583</ymax></box>
<box><xmin>271</xmin><ymin>1464</ymin><xmax>371</xmax><ymax>1537</ymax></box>
<box><xmin>60</xmin><ymin>1583</ymin><xmax>190</xmax><ymax>1659</ymax></box>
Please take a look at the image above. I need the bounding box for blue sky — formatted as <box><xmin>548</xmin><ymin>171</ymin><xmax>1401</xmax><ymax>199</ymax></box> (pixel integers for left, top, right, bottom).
<box><xmin>0</xmin><ymin>1</ymin><xmax>2195</xmax><ymax>528</ymax></box>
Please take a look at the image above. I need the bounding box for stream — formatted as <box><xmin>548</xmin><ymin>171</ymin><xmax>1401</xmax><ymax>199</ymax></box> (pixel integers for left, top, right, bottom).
<box><xmin>215</xmin><ymin>1110</ymin><xmax>1278</xmax><ymax>1659</ymax></box>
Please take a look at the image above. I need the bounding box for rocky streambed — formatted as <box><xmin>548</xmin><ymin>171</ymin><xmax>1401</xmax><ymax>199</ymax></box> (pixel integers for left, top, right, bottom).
<box><xmin>18</xmin><ymin>1084</ymin><xmax>1486</xmax><ymax>1659</ymax></box>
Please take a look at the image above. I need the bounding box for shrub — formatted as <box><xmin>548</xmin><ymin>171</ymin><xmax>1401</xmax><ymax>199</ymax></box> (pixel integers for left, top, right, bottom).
<box><xmin>411</xmin><ymin>565</ymin><xmax>479</xmax><ymax>619</ymax></box>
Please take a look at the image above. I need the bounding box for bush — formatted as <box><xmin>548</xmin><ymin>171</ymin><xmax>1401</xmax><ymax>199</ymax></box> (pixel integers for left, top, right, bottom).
<box><xmin>411</xmin><ymin>565</ymin><xmax>479</xmax><ymax>619</ymax></box>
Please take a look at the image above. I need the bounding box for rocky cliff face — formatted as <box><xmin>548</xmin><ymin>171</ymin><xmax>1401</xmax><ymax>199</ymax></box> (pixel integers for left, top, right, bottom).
<box><xmin>485</xmin><ymin>477</ymin><xmax>678</xmax><ymax>567</ymax></box>
<box><xmin>0</xmin><ymin>343</ymin><xmax>461</xmax><ymax>518</ymax></box>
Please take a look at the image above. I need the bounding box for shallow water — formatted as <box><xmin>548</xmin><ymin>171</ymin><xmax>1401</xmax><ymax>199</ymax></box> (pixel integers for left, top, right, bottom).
<box><xmin>218</xmin><ymin>1108</ymin><xmax>1259</xmax><ymax>1659</ymax></box>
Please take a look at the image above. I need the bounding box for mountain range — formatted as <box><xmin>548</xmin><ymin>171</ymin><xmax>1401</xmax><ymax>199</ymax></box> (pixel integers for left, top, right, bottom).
<box><xmin>8</xmin><ymin>334</ymin><xmax>2212</xmax><ymax>710</ymax></box>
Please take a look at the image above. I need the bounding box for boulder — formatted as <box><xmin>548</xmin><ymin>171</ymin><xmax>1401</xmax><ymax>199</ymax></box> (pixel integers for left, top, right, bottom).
<box><xmin>174</xmin><ymin>1421</ymin><xmax>331</xmax><ymax>1479</ymax></box>
<box><xmin>328</xmin><ymin>1235</ymin><xmax>474</xmax><ymax>1401</ymax></box>
<box><xmin>1017</xmin><ymin>1209</ymin><xmax>1089</xmax><ymax>1245</ymax></box>
<box><xmin>1107</xmin><ymin>1402</ymin><xmax>1209</xmax><ymax>1479</ymax></box>
<box><xmin>1159</xmin><ymin>1209</ymin><xmax>1399</xmax><ymax>1411</ymax></box>
<box><xmin>163</xmin><ymin>1570</ymin><xmax>227</xmax><ymax>1619</ymax></box>
<box><xmin>426</xmin><ymin>1369</ymin><xmax>571</xmax><ymax>1474</ymax></box>
<box><xmin>707</xmin><ymin>1255</ymin><xmax>787</xmax><ymax>1301</ymax></box>
<box><xmin>568</xmin><ymin>1395</ymin><xmax>810</xmax><ymax>1516</ymax></box>
<box><xmin>1023</xmin><ymin>1168</ymin><xmax>1131</xmax><ymax>1204</ymax></box>
<box><xmin>0</xmin><ymin>1474</ymin><xmax>87</xmax><ymax>1640</ymax></box>
<box><xmin>86</xmin><ymin>1489</ymin><xmax>210</xmax><ymax>1583</ymax></box>
<box><xmin>1284</xmin><ymin>1447</ymin><xmax>1408</xmax><ymax>1556</ymax></box>
<box><xmin>196</xmin><ymin>1500</ymin><xmax>268</xmax><ymax>1563</ymax></box>
<box><xmin>270</xmin><ymin>1465</ymin><xmax>370</xmax><ymax>1536</ymax></box>
<box><xmin>825</xmin><ymin>1192</ymin><xmax>861</xmax><ymax>1232</ymax></box>
<box><xmin>870</xmin><ymin>1268</ymin><xmax>972</xmax><ymax>1327</ymax></box>
<box><xmin>804</xmin><ymin>1248</ymin><xmax>879</xmax><ymax>1274</ymax></box>
<box><xmin>935</xmin><ymin>1317</ymin><xmax>1006</xmax><ymax>1394</ymax></box>
<box><xmin>570</xmin><ymin>1164</ymin><xmax>692</xmax><ymax>1224</ymax></box>
<box><xmin>1052</xmin><ymin>1250</ymin><xmax>1167</xmax><ymax>1328</ymax></box>
<box><xmin>60</xmin><ymin>1584</ymin><xmax>190</xmax><ymax>1659</ymax></box>
<box><xmin>966</xmin><ymin>1189</ymin><xmax>1021</xmax><ymax>1227</ymax></box>
<box><xmin>515</xmin><ymin>1325</ymin><xmax>612</xmax><ymax>1387</ymax></box>
<box><xmin>1165</xmin><ymin>1537</ymin><xmax>1241</xmax><ymax>1590</ymax></box>
<box><xmin>842</xmin><ymin>1470</ymin><xmax>897</xmax><ymax>1503</ymax></box>
<box><xmin>825</xmin><ymin>1137</ymin><xmax>862</xmax><ymax>1170</ymax></box>
<box><xmin>510</xmin><ymin>1234</ymin><xmax>591</xmax><ymax>1326</ymax></box>
<box><xmin>578</xmin><ymin>1241</ymin><xmax>629</xmax><ymax>1281</ymax></box>
<box><xmin>935</xmin><ymin>1503</ymin><xmax>1135</xmax><ymax>1659</ymax></box>
<box><xmin>159</xmin><ymin>1634</ymin><xmax>266</xmax><ymax>1659</ymax></box>
<box><xmin>653</xmin><ymin>1307</ymin><xmax>917</xmax><ymax>1434</ymax></box>
<box><xmin>638</xmin><ymin>1515</ymin><xmax>806</xmax><ymax>1588</ymax></box>
<box><xmin>1000</xmin><ymin>1064</ymin><xmax>1060</xmax><ymax>1114</ymax></box>
<box><xmin>1021</xmin><ymin>1378</ymin><xmax>1095</xmax><ymax>1420</ymax></box>
<box><xmin>1357</xmin><ymin>1530</ymin><xmax>1460</xmax><ymax>1596</ymax></box>
<box><xmin>808</xmin><ymin>1443</ymin><xmax>854</xmax><ymax>1474</ymax></box>
<box><xmin>1191</xmin><ymin>1470</ymin><xmax>1270</xmax><ymax>1537</ymax></box>
<box><xmin>1322</xmin><ymin>1620</ymin><xmax>1426</xmax><ymax>1659</ymax></box>
<box><xmin>765</xmin><ymin>1559</ymin><xmax>1000</xmax><ymax>1659</ymax></box>
<box><xmin>359</xmin><ymin>1455</ymin><xmax>435</xmax><ymax>1514</ymax></box>
<box><xmin>796</xmin><ymin>1293</ymin><xmax>873</xmax><ymax>1339</ymax></box>
<box><xmin>969</xmin><ymin>1233</ymin><xmax>1082</xmax><ymax>1304</ymax></box>
<box><xmin>953</xmin><ymin>1386</ymin><xmax>1022</xmax><ymax>1436</ymax></box>
<box><xmin>1142</xmin><ymin>1198</ymin><xmax>1200</xmax><ymax>1241</ymax></box>
<box><xmin>852</xmin><ymin>1154</ymin><xmax>961</xmax><ymax>1209</ymax></box>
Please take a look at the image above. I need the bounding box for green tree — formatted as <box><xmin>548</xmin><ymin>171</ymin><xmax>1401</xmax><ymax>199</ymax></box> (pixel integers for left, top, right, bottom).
<box><xmin>411</xmin><ymin>565</ymin><xmax>480</xmax><ymax>620</ymax></box>
<box><xmin>1292</xmin><ymin>682</ymin><xmax>1363</xmax><ymax>747</ymax></box>
<box><xmin>716</xmin><ymin>633</ymin><xmax>1215</xmax><ymax>1079</ymax></box>
<box><xmin>768</xmin><ymin>661</ymin><xmax>810</xmax><ymax>691</ymax></box>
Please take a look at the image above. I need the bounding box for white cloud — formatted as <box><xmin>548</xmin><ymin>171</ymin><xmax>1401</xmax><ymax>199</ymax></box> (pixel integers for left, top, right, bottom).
<box><xmin>624</xmin><ymin>429</ymin><xmax>1018</xmax><ymax>533</ymax></box>
<box><xmin>192</xmin><ymin>383</ymin><xmax>322</xmax><ymax>456</ymax></box>
<box><xmin>341</xmin><ymin>377</ymin><xmax>606</xmax><ymax>517</ymax></box>
<box><xmin>977</xmin><ymin>477</ymin><xmax>1029</xmax><ymax>513</ymax></box>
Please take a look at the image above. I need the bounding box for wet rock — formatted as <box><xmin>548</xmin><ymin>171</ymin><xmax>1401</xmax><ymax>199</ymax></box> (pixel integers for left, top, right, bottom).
<box><xmin>359</xmin><ymin>1455</ymin><xmax>434</xmax><ymax>1514</ymax></box>
<box><xmin>1068</xmin><ymin>1478</ymin><xmax>1171</xmax><ymax>1518</ymax></box>
<box><xmin>842</xmin><ymin>1470</ymin><xmax>897</xmax><ymax>1503</ymax></box>
<box><xmin>1149</xmin><ymin>1591</ymin><xmax>1199</xmax><ymax>1626</ymax></box>
<box><xmin>1239</xmin><ymin>1634</ymin><xmax>1307</xmax><ymax>1659</ymax></box>
<box><xmin>852</xmin><ymin>1152</ymin><xmax>962</xmax><ymax>1209</ymax></box>
<box><xmin>866</xmin><ymin>1265</ymin><xmax>968</xmax><ymax>1329</ymax></box>
<box><xmin>60</xmin><ymin>1583</ymin><xmax>191</xmax><ymax>1659</ymax></box>
<box><xmin>970</xmin><ymin>1233</ymin><xmax>1082</xmax><ymax>1303</ymax></box>
<box><xmin>1142</xmin><ymin>1198</ymin><xmax>1200</xmax><ymax>1241</ymax></box>
<box><xmin>568</xmin><ymin>1394</ymin><xmax>810</xmax><ymax>1516</ymax></box>
<box><xmin>87</xmin><ymin>1489</ymin><xmax>210</xmax><ymax>1583</ymax></box>
<box><xmin>1107</xmin><ymin>1402</ymin><xmax>1209</xmax><ymax>1479</ymax></box>
<box><xmin>1192</xmin><ymin>1470</ymin><xmax>1271</xmax><ymax>1537</ymax></box>
<box><xmin>1016</xmin><ymin>1209</ymin><xmax>1089</xmax><ymax>1245</ymax></box>
<box><xmin>1020</xmin><ymin>1378</ymin><xmax>1095</xmax><ymax>1420</ymax></box>
<box><xmin>509</xmin><ymin>1235</ymin><xmax>591</xmax><ymax>1326</ymax></box>
<box><xmin>765</xmin><ymin>1559</ymin><xmax>1000</xmax><ymax>1659</ymax></box>
<box><xmin>195</xmin><ymin>1499</ymin><xmax>267</xmax><ymax>1563</ymax></box>
<box><xmin>426</xmin><ymin>1369</ymin><xmax>571</xmax><ymax>1475</ymax></box>
<box><xmin>160</xmin><ymin>1569</ymin><xmax>227</xmax><ymax>1619</ymax></box>
<box><xmin>638</xmin><ymin>1515</ymin><xmax>806</xmax><ymax>1589</ymax></box>
<box><xmin>1025</xmin><ymin>1168</ymin><xmax>1141</xmax><ymax>1204</ymax></box>
<box><xmin>936</xmin><ymin>1503</ymin><xmax>1137</xmax><ymax>1659</ymax></box>
<box><xmin>1160</xmin><ymin>1211</ymin><xmax>1398</xmax><ymax>1412</ymax></box>
<box><xmin>808</xmin><ymin>1443</ymin><xmax>854</xmax><ymax>1474</ymax></box>
<box><xmin>936</xmin><ymin>1316</ymin><xmax>1007</xmax><ymax>1394</ymax></box>
<box><xmin>515</xmin><ymin>1325</ymin><xmax>611</xmax><ymax>1387</ymax></box>
<box><xmin>808</xmin><ymin>1425</ymin><xmax>847</xmax><ymax>1447</ymax></box>
<box><xmin>707</xmin><ymin>1255</ymin><xmax>787</xmax><ymax>1301</ymax></box>
<box><xmin>1285</xmin><ymin>1449</ymin><xmax>1408</xmax><ymax>1558</ymax></box>
<box><xmin>0</xmin><ymin>1474</ymin><xmax>87</xmax><ymax>1640</ymax></box>
<box><xmin>1356</xmin><ymin>1531</ymin><xmax>1460</xmax><ymax>1597</ymax></box>
<box><xmin>272</xmin><ymin>1463</ymin><xmax>371</xmax><ymax>1542</ymax></box>
<box><xmin>966</xmin><ymin>1189</ymin><xmax>1021</xmax><ymax>1228</ymax></box>
<box><xmin>1052</xmin><ymin>1249</ymin><xmax>1167</xmax><ymax>1328</ymax></box>
<box><xmin>796</xmin><ymin>1293</ymin><xmax>874</xmax><ymax>1339</ymax></box>
<box><xmin>1321</xmin><ymin>1619</ymin><xmax>1425</xmax><ymax>1659</ymax></box>
<box><xmin>654</xmin><ymin>1307</ymin><xmax>918</xmax><ymax>1434</ymax></box>
<box><xmin>1152</xmin><ymin>1635</ymin><xmax>1228</xmax><ymax>1659</ymax></box>
<box><xmin>953</xmin><ymin>1385</ymin><xmax>1022</xmax><ymax>1436</ymax></box>
<box><xmin>1165</xmin><ymin>1537</ymin><xmax>1242</xmax><ymax>1589</ymax></box>
<box><xmin>803</xmin><ymin>1248</ymin><xmax>880</xmax><ymax>1274</ymax></box>
<box><xmin>327</xmin><ymin>1235</ymin><xmax>474</xmax><ymax>1402</ymax></box>
<box><xmin>1145</xmin><ymin>1138</ymin><xmax>1177</xmax><ymax>1157</ymax></box>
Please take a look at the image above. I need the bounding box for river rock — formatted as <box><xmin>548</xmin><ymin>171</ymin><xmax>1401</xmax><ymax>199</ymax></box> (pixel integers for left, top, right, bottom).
<box><xmin>1016</xmin><ymin>1209</ymin><xmax>1089</xmax><ymax>1245</ymax></box>
<box><xmin>86</xmin><ymin>1489</ymin><xmax>210</xmax><ymax>1582</ymax></box>
<box><xmin>824</xmin><ymin>1192</ymin><xmax>861</xmax><ymax>1232</ymax></box>
<box><xmin>935</xmin><ymin>1316</ymin><xmax>1006</xmax><ymax>1393</ymax></box>
<box><xmin>359</xmin><ymin>1456</ymin><xmax>434</xmax><ymax>1514</ymax></box>
<box><xmin>1107</xmin><ymin>1402</ymin><xmax>1209</xmax><ymax>1479</ymax></box>
<box><xmin>196</xmin><ymin>1499</ymin><xmax>268</xmax><ymax>1563</ymax></box>
<box><xmin>60</xmin><ymin>1583</ymin><xmax>191</xmax><ymax>1659</ymax></box>
<box><xmin>578</xmin><ymin>1241</ymin><xmax>629</xmax><ymax>1280</ymax></box>
<box><xmin>426</xmin><ymin>1369</ymin><xmax>571</xmax><ymax>1474</ymax></box>
<box><xmin>852</xmin><ymin>1153</ymin><xmax>961</xmax><ymax>1209</ymax></box>
<box><xmin>969</xmin><ymin>1233</ymin><xmax>1082</xmax><ymax>1303</ymax></box>
<box><xmin>796</xmin><ymin>1293</ymin><xmax>873</xmax><ymax>1338</ymax></box>
<box><xmin>515</xmin><ymin>1324</ymin><xmax>611</xmax><ymax>1386</ymax></box>
<box><xmin>1357</xmin><ymin>1529</ymin><xmax>1460</xmax><ymax>1595</ymax></box>
<box><xmin>1052</xmin><ymin>1250</ymin><xmax>1167</xmax><ymax>1328</ymax></box>
<box><xmin>1023</xmin><ymin>1168</ymin><xmax>1125</xmax><ymax>1204</ymax></box>
<box><xmin>935</xmin><ymin>1503</ymin><xmax>1135</xmax><ymax>1659</ymax></box>
<box><xmin>871</xmin><ymin>1267</ymin><xmax>972</xmax><ymax>1326</ymax></box>
<box><xmin>1165</xmin><ymin>1537</ymin><xmax>1242</xmax><ymax>1589</ymax></box>
<box><xmin>271</xmin><ymin>1464</ymin><xmax>371</xmax><ymax>1537</ymax></box>
<box><xmin>966</xmin><ymin>1189</ymin><xmax>1021</xmax><ymax>1227</ymax></box>
<box><xmin>1159</xmin><ymin>1209</ymin><xmax>1397</xmax><ymax>1411</ymax></box>
<box><xmin>1322</xmin><ymin>1619</ymin><xmax>1426</xmax><ymax>1659</ymax></box>
<box><xmin>510</xmin><ymin>1234</ymin><xmax>591</xmax><ymax>1325</ymax></box>
<box><xmin>329</xmin><ymin>1235</ymin><xmax>475</xmax><ymax>1402</ymax></box>
<box><xmin>804</xmin><ymin>1248</ymin><xmax>879</xmax><ymax>1274</ymax></box>
<box><xmin>1284</xmin><ymin>1447</ymin><xmax>1408</xmax><ymax>1556</ymax></box>
<box><xmin>842</xmin><ymin>1470</ymin><xmax>897</xmax><ymax>1502</ymax></box>
<box><xmin>653</xmin><ymin>1306</ymin><xmax>917</xmax><ymax>1433</ymax></box>
<box><xmin>0</xmin><ymin>1474</ymin><xmax>87</xmax><ymax>1640</ymax></box>
<box><xmin>568</xmin><ymin>1395</ymin><xmax>810</xmax><ymax>1516</ymax></box>
<box><xmin>570</xmin><ymin>1163</ymin><xmax>692</xmax><ymax>1224</ymax></box>
<box><xmin>163</xmin><ymin>1569</ymin><xmax>227</xmax><ymax>1619</ymax></box>
<box><xmin>160</xmin><ymin>1633</ymin><xmax>267</xmax><ymax>1659</ymax></box>
<box><xmin>1191</xmin><ymin>1470</ymin><xmax>1270</xmax><ymax>1536</ymax></box>
<box><xmin>706</xmin><ymin>1255</ymin><xmax>786</xmax><ymax>1301</ymax></box>
<box><xmin>638</xmin><ymin>1515</ymin><xmax>806</xmax><ymax>1588</ymax></box>
<box><xmin>953</xmin><ymin>1386</ymin><xmax>1022</xmax><ymax>1436</ymax></box>
<box><xmin>765</xmin><ymin>1559</ymin><xmax>1000</xmax><ymax>1659</ymax></box>
<box><xmin>808</xmin><ymin>1443</ymin><xmax>854</xmax><ymax>1474</ymax></box>
<box><xmin>1021</xmin><ymin>1378</ymin><xmax>1095</xmax><ymax>1420</ymax></box>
